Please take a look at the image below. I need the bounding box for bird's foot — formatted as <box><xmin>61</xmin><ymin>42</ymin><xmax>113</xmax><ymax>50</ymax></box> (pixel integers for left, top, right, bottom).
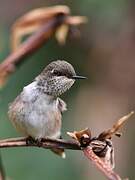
<box><xmin>26</xmin><ymin>136</ymin><xmax>42</xmax><ymax>147</ymax></box>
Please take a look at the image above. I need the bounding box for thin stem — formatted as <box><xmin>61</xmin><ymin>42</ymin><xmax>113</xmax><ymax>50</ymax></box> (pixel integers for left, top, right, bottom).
<box><xmin>0</xmin><ymin>152</ymin><xmax>5</xmax><ymax>180</ymax></box>
<box><xmin>83</xmin><ymin>146</ymin><xmax>121</xmax><ymax>180</ymax></box>
<box><xmin>0</xmin><ymin>137</ymin><xmax>123</xmax><ymax>180</ymax></box>
<box><xmin>0</xmin><ymin>137</ymin><xmax>80</xmax><ymax>150</ymax></box>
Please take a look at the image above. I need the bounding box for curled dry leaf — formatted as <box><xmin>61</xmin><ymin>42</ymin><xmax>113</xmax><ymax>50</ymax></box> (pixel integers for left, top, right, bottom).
<box><xmin>67</xmin><ymin>111</ymin><xmax>134</xmax><ymax>172</ymax></box>
<box><xmin>65</xmin><ymin>16</ymin><xmax>88</xmax><ymax>25</ymax></box>
<box><xmin>83</xmin><ymin>146</ymin><xmax>121</xmax><ymax>180</ymax></box>
<box><xmin>98</xmin><ymin>111</ymin><xmax>134</xmax><ymax>140</ymax></box>
<box><xmin>67</xmin><ymin>128</ymin><xmax>91</xmax><ymax>147</ymax></box>
<box><xmin>67</xmin><ymin>128</ymin><xmax>115</xmax><ymax>169</ymax></box>
<box><xmin>11</xmin><ymin>5</ymin><xmax>87</xmax><ymax>50</ymax></box>
<box><xmin>11</xmin><ymin>5</ymin><xmax>70</xmax><ymax>51</ymax></box>
<box><xmin>0</xmin><ymin>5</ymin><xmax>87</xmax><ymax>87</ymax></box>
<box><xmin>67</xmin><ymin>112</ymin><xmax>134</xmax><ymax>146</ymax></box>
<box><xmin>55</xmin><ymin>16</ymin><xmax>88</xmax><ymax>45</ymax></box>
<box><xmin>90</xmin><ymin>139</ymin><xmax>115</xmax><ymax>169</ymax></box>
<box><xmin>55</xmin><ymin>24</ymin><xmax>69</xmax><ymax>45</ymax></box>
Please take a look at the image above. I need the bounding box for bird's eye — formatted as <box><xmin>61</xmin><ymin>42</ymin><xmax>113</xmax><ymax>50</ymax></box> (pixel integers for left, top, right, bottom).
<box><xmin>51</xmin><ymin>69</ymin><xmax>62</xmax><ymax>76</ymax></box>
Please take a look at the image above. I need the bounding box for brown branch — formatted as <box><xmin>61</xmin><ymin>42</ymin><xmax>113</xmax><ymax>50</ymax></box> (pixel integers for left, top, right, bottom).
<box><xmin>0</xmin><ymin>137</ymin><xmax>80</xmax><ymax>150</ymax></box>
<box><xmin>83</xmin><ymin>147</ymin><xmax>121</xmax><ymax>180</ymax></box>
<box><xmin>0</xmin><ymin>136</ymin><xmax>121</xmax><ymax>180</ymax></box>
<box><xmin>0</xmin><ymin>111</ymin><xmax>132</xmax><ymax>179</ymax></box>
<box><xmin>67</xmin><ymin>110</ymin><xmax>135</xmax><ymax>180</ymax></box>
<box><xmin>0</xmin><ymin>13</ymin><xmax>65</xmax><ymax>86</ymax></box>
<box><xmin>0</xmin><ymin>5</ymin><xmax>87</xmax><ymax>87</ymax></box>
<box><xmin>0</xmin><ymin>116</ymin><xmax>132</xmax><ymax>180</ymax></box>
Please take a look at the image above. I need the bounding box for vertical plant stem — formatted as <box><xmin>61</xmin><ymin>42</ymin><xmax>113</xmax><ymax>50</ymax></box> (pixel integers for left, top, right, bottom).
<box><xmin>83</xmin><ymin>146</ymin><xmax>121</xmax><ymax>180</ymax></box>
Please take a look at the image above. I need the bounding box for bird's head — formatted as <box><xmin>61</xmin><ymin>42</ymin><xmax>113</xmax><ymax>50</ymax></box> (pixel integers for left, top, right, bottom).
<box><xmin>36</xmin><ymin>60</ymin><xmax>86</xmax><ymax>97</ymax></box>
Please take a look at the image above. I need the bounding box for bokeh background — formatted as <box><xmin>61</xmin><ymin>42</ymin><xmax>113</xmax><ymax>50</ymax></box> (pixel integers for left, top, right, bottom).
<box><xmin>0</xmin><ymin>0</ymin><xmax>135</xmax><ymax>179</ymax></box>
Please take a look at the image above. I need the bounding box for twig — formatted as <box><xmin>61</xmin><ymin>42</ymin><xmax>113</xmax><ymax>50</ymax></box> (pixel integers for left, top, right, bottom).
<box><xmin>83</xmin><ymin>146</ymin><xmax>121</xmax><ymax>180</ymax></box>
<box><xmin>0</xmin><ymin>115</ymin><xmax>132</xmax><ymax>180</ymax></box>
<box><xmin>0</xmin><ymin>153</ymin><xmax>5</xmax><ymax>180</ymax></box>
<box><xmin>0</xmin><ymin>136</ymin><xmax>121</xmax><ymax>180</ymax></box>
<box><xmin>67</xmin><ymin>111</ymin><xmax>134</xmax><ymax>180</ymax></box>
<box><xmin>0</xmin><ymin>111</ymin><xmax>132</xmax><ymax>180</ymax></box>
<box><xmin>0</xmin><ymin>137</ymin><xmax>80</xmax><ymax>150</ymax></box>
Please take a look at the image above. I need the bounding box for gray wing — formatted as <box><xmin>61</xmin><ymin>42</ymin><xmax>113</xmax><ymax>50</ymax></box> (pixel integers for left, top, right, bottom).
<box><xmin>8</xmin><ymin>93</ymin><xmax>29</xmax><ymax>135</ymax></box>
<box><xmin>57</xmin><ymin>98</ymin><xmax>67</xmax><ymax>113</ymax></box>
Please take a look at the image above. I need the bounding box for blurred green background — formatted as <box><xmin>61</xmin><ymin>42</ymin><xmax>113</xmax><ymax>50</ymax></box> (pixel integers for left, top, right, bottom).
<box><xmin>0</xmin><ymin>0</ymin><xmax>135</xmax><ymax>179</ymax></box>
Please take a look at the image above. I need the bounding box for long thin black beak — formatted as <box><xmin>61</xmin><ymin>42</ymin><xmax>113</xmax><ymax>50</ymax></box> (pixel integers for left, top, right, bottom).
<box><xmin>72</xmin><ymin>75</ymin><xmax>87</xmax><ymax>80</ymax></box>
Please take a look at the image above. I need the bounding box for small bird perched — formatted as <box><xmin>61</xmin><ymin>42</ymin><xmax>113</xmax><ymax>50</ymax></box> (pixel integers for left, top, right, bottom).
<box><xmin>8</xmin><ymin>60</ymin><xmax>86</xmax><ymax>158</ymax></box>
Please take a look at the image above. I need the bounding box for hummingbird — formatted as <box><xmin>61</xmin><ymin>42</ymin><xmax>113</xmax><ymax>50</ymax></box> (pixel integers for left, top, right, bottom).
<box><xmin>8</xmin><ymin>60</ymin><xmax>86</xmax><ymax>158</ymax></box>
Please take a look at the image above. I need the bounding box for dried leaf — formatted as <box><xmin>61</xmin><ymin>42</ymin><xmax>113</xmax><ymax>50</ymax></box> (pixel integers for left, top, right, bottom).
<box><xmin>11</xmin><ymin>5</ymin><xmax>70</xmax><ymax>51</ymax></box>
<box><xmin>98</xmin><ymin>111</ymin><xmax>134</xmax><ymax>140</ymax></box>
<box><xmin>66</xmin><ymin>16</ymin><xmax>88</xmax><ymax>25</ymax></box>
<box><xmin>10</xmin><ymin>6</ymin><xmax>87</xmax><ymax>51</ymax></box>
<box><xmin>0</xmin><ymin>5</ymin><xmax>87</xmax><ymax>87</ymax></box>
<box><xmin>90</xmin><ymin>139</ymin><xmax>115</xmax><ymax>169</ymax></box>
<box><xmin>67</xmin><ymin>128</ymin><xmax>91</xmax><ymax>147</ymax></box>
<box><xmin>55</xmin><ymin>24</ymin><xmax>69</xmax><ymax>45</ymax></box>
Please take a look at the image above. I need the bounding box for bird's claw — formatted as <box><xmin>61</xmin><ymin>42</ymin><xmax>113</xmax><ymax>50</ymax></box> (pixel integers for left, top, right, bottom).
<box><xmin>26</xmin><ymin>136</ymin><xmax>42</xmax><ymax>147</ymax></box>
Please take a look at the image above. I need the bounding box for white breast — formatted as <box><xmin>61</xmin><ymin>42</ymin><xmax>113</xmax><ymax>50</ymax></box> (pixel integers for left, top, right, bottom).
<box><xmin>10</xmin><ymin>82</ymin><xmax>62</xmax><ymax>139</ymax></box>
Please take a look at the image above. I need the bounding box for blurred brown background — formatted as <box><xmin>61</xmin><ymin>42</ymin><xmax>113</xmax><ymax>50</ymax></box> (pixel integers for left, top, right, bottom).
<box><xmin>0</xmin><ymin>0</ymin><xmax>135</xmax><ymax>180</ymax></box>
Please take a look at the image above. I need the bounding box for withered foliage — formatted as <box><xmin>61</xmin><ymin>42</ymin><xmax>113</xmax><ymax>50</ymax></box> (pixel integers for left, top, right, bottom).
<box><xmin>0</xmin><ymin>4</ymin><xmax>134</xmax><ymax>180</ymax></box>
<box><xmin>68</xmin><ymin>111</ymin><xmax>134</xmax><ymax>180</ymax></box>
<box><xmin>0</xmin><ymin>5</ymin><xmax>87</xmax><ymax>87</ymax></box>
<box><xmin>0</xmin><ymin>110</ymin><xmax>133</xmax><ymax>180</ymax></box>
<box><xmin>11</xmin><ymin>5</ymin><xmax>87</xmax><ymax>50</ymax></box>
